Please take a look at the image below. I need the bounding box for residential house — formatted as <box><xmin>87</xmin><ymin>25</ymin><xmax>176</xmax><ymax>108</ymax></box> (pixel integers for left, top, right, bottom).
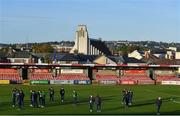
<box><xmin>7</xmin><ymin>51</ymin><xmax>39</xmax><ymax>63</ymax></box>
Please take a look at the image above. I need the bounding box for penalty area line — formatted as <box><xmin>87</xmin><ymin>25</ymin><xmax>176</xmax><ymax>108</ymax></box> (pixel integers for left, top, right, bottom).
<box><xmin>170</xmin><ymin>98</ymin><xmax>180</xmax><ymax>104</ymax></box>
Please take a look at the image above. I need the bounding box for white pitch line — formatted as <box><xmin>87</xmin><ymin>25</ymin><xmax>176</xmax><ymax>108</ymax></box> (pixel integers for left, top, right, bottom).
<box><xmin>172</xmin><ymin>100</ymin><xmax>180</xmax><ymax>104</ymax></box>
<box><xmin>170</xmin><ymin>98</ymin><xmax>180</xmax><ymax>104</ymax></box>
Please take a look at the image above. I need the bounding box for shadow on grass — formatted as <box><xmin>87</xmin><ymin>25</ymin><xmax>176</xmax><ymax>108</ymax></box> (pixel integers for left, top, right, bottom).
<box><xmin>1</xmin><ymin>96</ymin><xmax>180</xmax><ymax>115</ymax></box>
<box><xmin>103</xmin><ymin>97</ymin><xmax>178</xmax><ymax>115</ymax></box>
<box><xmin>131</xmin><ymin>97</ymin><xmax>172</xmax><ymax>107</ymax></box>
<box><xmin>161</xmin><ymin>110</ymin><xmax>180</xmax><ymax>115</ymax></box>
<box><xmin>46</xmin><ymin>95</ymin><xmax>117</xmax><ymax>107</ymax></box>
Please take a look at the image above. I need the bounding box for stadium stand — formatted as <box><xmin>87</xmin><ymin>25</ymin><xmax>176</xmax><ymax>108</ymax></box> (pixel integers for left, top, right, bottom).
<box><xmin>94</xmin><ymin>70</ymin><xmax>119</xmax><ymax>82</ymax></box>
<box><xmin>120</xmin><ymin>75</ymin><xmax>154</xmax><ymax>84</ymax></box>
<box><xmin>120</xmin><ymin>70</ymin><xmax>154</xmax><ymax>84</ymax></box>
<box><xmin>156</xmin><ymin>75</ymin><xmax>180</xmax><ymax>82</ymax></box>
<box><xmin>154</xmin><ymin>70</ymin><xmax>180</xmax><ymax>82</ymax></box>
<box><xmin>95</xmin><ymin>74</ymin><xmax>119</xmax><ymax>81</ymax></box>
<box><xmin>0</xmin><ymin>68</ymin><xmax>22</xmax><ymax>80</ymax></box>
<box><xmin>29</xmin><ymin>69</ymin><xmax>53</xmax><ymax>80</ymax></box>
<box><xmin>55</xmin><ymin>73</ymin><xmax>90</xmax><ymax>80</ymax></box>
<box><xmin>123</xmin><ymin>70</ymin><xmax>147</xmax><ymax>75</ymax></box>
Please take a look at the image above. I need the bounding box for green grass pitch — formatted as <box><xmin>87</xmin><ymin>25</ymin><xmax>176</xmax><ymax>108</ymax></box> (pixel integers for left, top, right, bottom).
<box><xmin>0</xmin><ymin>84</ymin><xmax>180</xmax><ymax>115</ymax></box>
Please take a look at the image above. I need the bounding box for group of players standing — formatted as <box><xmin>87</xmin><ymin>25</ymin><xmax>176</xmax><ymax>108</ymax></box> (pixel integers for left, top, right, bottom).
<box><xmin>29</xmin><ymin>87</ymin><xmax>67</xmax><ymax>108</ymax></box>
<box><xmin>29</xmin><ymin>90</ymin><xmax>46</xmax><ymax>108</ymax></box>
<box><xmin>11</xmin><ymin>87</ymin><xmax>101</xmax><ymax>112</ymax></box>
<box><xmin>122</xmin><ymin>89</ymin><xmax>133</xmax><ymax>107</ymax></box>
<box><xmin>12</xmin><ymin>87</ymin><xmax>132</xmax><ymax>111</ymax></box>
<box><xmin>11</xmin><ymin>87</ymin><xmax>76</xmax><ymax>109</ymax></box>
<box><xmin>11</xmin><ymin>87</ymin><xmax>163</xmax><ymax>114</ymax></box>
<box><xmin>121</xmin><ymin>89</ymin><xmax>162</xmax><ymax>114</ymax></box>
<box><xmin>89</xmin><ymin>94</ymin><xmax>102</xmax><ymax>112</ymax></box>
<box><xmin>12</xmin><ymin>88</ymin><xmax>25</xmax><ymax>109</ymax></box>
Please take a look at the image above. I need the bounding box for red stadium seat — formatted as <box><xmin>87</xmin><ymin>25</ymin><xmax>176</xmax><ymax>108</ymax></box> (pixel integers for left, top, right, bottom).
<box><xmin>95</xmin><ymin>74</ymin><xmax>119</xmax><ymax>81</ymax></box>
<box><xmin>29</xmin><ymin>69</ymin><xmax>53</xmax><ymax>80</ymax></box>
<box><xmin>156</xmin><ymin>75</ymin><xmax>180</xmax><ymax>82</ymax></box>
<box><xmin>0</xmin><ymin>68</ymin><xmax>22</xmax><ymax>80</ymax></box>
<box><xmin>30</xmin><ymin>73</ymin><xmax>53</xmax><ymax>80</ymax></box>
<box><xmin>119</xmin><ymin>75</ymin><xmax>154</xmax><ymax>84</ymax></box>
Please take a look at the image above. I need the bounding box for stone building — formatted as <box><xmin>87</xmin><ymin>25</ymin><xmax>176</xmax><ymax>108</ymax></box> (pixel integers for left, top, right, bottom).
<box><xmin>70</xmin><ymin>25</ymin><xmax>111</xmax><ymax>56</ymax></box>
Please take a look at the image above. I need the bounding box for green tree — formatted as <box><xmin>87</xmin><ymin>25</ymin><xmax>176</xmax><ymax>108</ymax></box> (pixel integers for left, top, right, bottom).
<box><xmin>111</xmin><ymin>44</ymin><xmax>148</xmax><ymax>56</ymax></box>
<box><xmin>32</xmin><ymin>44</ymin><xmax>54</xmax><ymax>53</ymax></box>
<box><xmin>44</xmin><ymin>54</ymin><xmax>51</xmax><ymax>63</ymax></box>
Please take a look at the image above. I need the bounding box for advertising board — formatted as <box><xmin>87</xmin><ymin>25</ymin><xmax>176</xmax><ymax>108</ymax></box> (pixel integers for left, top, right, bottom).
<box><xmin>137</xmin><ymin>80</ymin><xmax>154</xmax><ymax>85</ymax></box>
<box><xmin>61</xmin><ymin>69</ymin><xmax>83</xmax><ymax>74</ymax></box>
<box><xmin>0</xmin><ymin>80</ymin><xmax>10</xmax><ymax>84</ymax></box>
<box><xmin>30</xmin><ymin>80</ymin><xmax>49</xmax><ymax>84</ymax></box>
<box><xmin>162</xmin><ymin>81</ymin><xmax>180</xmax><ymax>85</ymax></box>
<box><xmin>121</xmin><ymin>80</ymin><xmax>135</xmax><ymax>85</ymax></box>
<box><xmin>10</xmin><ymin>80</ymin><xmax>23</xmax><ymax>84</ymax></box>
<box><xmin>74</xmin><ymin>80</ymin><xmax>91</xmax><ymax>84</ymax></box>
<box><xmin>99</xmin><ymin>80</ymin><xmax>117</xmax><ymax>85</ymax></box>
<box><xmin>50</xmin><ymin>80</ymin><xmax>74</xmax><ymax>84</ymax></box>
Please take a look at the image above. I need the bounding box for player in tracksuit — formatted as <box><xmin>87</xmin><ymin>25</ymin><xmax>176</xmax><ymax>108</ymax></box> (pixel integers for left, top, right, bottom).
<box><xmin>12</xmin><ymin>89</ymin><xmax>17</xmax><ymax>107</ymax></box>
<box><xmin>60</xmin><ymin>88</ymin><xmax>65</xmax><ymax>103</ymax></box>
<box><xmin>128</xmin><ymin>90</ymin><xmax>133</xmax><ymax>105</ymax></box>
<box><xmin>122</xmin><ymin>89</ymin><xmax>127</xmax><ymax>105</ymax></box>
<box><xmin>125</xmin><ymin>91</ymin><xmax>129</xmax><ymax>107</ymax></box>
<box><xmin>20</xmin><ymin>89</ymin><xmax>25</xmax><ymax>106</ymax></box>
<box><xmin>72</xmin><ymin>90</ymin><xmax>78</xmax><ymax>104</ymax></box>
<box><xmin>89</xmin><ymin>95</ymin><xmax>94</xmax><ymax>112</ymax></box>
<box><xmin>32</xmin><ymin>90</ymin><xmax>38</xmax><ymax>108</ymax></box>
<box><xmin>156</xmin><ymin>97</ymin><xmax>162</xmax><ymax>115</ymax></box>
<box><xmin>95</xmin><ymin>94</ymin><xmax>101</xmax><ymax>112</ymax></box>
<box><xmin>38</xmin><ymin>90</ymin><xmax>42</xmax><ymax>107</ymax></box>
<box><xmin>30</xmin><ymin>90</ymin><xmax>33</xmax><ymax>107</ymax></box>
<box><xmin>41</xmin><ymin>91</ymin><xmax>46</xmax><ymax>108</ymax></box>
<box><xmin>17</xmin><ymin>90</ymin><xmax>23</xmax><ymax>109</ymax></box>
<box><xmin>49</xmin><ymin>87</ymin><xmax>54</xmax><ymax>102</ymax></box>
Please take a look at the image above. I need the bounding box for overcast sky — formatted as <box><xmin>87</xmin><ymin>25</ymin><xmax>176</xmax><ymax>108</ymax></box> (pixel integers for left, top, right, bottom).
<box><xmin>0</xmin><ymin>0</ymin><xmax>180</xmax><ymax>44</ymax></box>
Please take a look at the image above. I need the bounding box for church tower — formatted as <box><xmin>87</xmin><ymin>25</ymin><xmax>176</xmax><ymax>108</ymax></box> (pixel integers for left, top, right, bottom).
<box><xmin>70</xmin><ymin>25</ymin><xmax>111</xmax><ymax>56</ymax></box>
<box><xmin>71</xmin><ymin>25</ymin><xmax>89</xmax><ymax>54</ymax></box>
